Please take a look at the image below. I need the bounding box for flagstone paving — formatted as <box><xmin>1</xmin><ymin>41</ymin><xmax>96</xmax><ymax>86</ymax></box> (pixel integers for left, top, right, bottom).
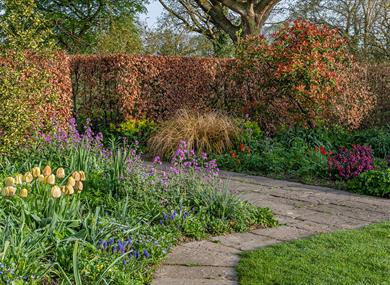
<box><xmin>151</xmin><ymin>171</ymin><xmax>390</xmax><ymax>285</ymax></box>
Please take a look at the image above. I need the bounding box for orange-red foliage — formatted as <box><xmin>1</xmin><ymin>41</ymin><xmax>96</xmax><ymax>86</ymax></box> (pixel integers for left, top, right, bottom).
<box><xmin>71</xmin><ymin>55</ymin><xmax>245</xmax><ymax>124</ymax></box>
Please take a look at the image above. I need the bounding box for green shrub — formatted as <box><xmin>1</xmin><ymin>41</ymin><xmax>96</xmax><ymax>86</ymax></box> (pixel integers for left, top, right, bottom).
<box><xmin>110</xmin><ymin>118</ymin><xmax>156</xmax><ymax>150</ymax></box>
<box><xmin>351</xmin><ymin>127</ymin><xmax>390</xmax><ymax>158</ymax></box>
<box><xmin>347</xmin><ymin>169</ymin><xmax>390</xmax><ymax>197</ymax></box>
<box><xmin>0</xmin><ymin>0</ymin><xmax>57</xmax><ymax>154</ymax></box>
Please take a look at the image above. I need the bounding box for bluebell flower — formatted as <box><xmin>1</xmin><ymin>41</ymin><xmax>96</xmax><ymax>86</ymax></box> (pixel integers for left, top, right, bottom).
<box><xmin>144</xmin><ymin>249</ymin><xmax>150</xmax><ymax>258</ymax></box>
<box><xmin>109</xmin><ymin>238</ymin><xmax>115</xmax><ymax>245</ymax></box>
<box><xmin>159</xmin><ymin>220</ymin><xmax>163</xmax><ymax>225</ymax></box>
<box><xmin>122</xmin><ymin>259</ymin><xmax>127</xmax><ymax>266</ymax></box>
<box><xmin>134</xmin><ymin>251</ymin><xmax>139</xmax><ymax>259</ymax></box>
<box><xmin>163</xmin><ymin>213</ymin><xmax>168</xmax><ymax>221</ymax></box>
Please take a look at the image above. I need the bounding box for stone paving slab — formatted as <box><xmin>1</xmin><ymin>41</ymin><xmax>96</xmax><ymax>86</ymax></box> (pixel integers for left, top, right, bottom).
<box><xmin>155</xmin><ymin>265</ymin><xmax>236</xmax><ymax>281</ymax></box>
<box><xmin>152</xmin><ymin>172</ymin><xmax>390</xmax><ymax>285</ymax></box>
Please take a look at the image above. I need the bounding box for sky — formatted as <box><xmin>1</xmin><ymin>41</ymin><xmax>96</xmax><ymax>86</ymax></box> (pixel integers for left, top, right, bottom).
<box><xmin>141</xmin><ymin>1</ymin><xmax>164</xmax><ymax>27</ymax></box>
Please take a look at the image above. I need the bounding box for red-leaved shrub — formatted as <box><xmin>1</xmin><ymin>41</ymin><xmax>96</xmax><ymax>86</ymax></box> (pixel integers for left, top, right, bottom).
<box><xmin>237</xmin><ymin>20</ymin><xmax>375</xmax><ymax>131</ymax></box>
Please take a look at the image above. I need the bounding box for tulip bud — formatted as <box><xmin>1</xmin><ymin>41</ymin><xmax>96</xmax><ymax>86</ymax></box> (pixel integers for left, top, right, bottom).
<box><xmin>79</xmin><ymin>171</ymin><xmax>86</xmax><ymax>181</ymax></box>
<box><xmin>51</xmin><ymin>186</ymin><xmax>61</xmax><ymax>198</ymax></box>
<box><xmin>75</xmin><ymin>181</ymin><xmax>83</xmax><ymax>192</ymax></box>
<box><xmin>5</xmin><ymin>177</ymin><xmax>15</xmax><ymax>186</ymax></box>
<box><xmin>46</xmin><ymin>174</ymin><xmax>56</xmax><ymax>185</ymax></box>
<box><xmin>61</xmin><ymin>186</ymin><xmax>66</xmax><ymax>193</ymax></box>
<box><xmin>72</xmin><ymin>171</ymin><xmax>81</xmax><ymax>182</ymax></box>
<box><xmin>67</xmin><ymin>176</ymin><xmax>76</xmax><ymax>187</ymax></box>
<box><xmin>37</xmin><ymin>174</ymin><xmax>45</xmax><ymax>183</ymax></box>
<box><xmin>15</xmin><ymin>174</ymin><xmax>23</xmax><ymax>185</ymax></box>
<box><xmin>20</xmin><ymin>188</ymin><xmax>28</xmax><ymax>198</ymax></box>
<box><xmin>66</xmin><ymin>185</ymin><xmax>74</xmax><ymax>195</ymax></box>
<box><xmin>43</xmin><ymin>165</ymin><xmax>52</xmax><ymax>177</ymax></box>
<box><xmin>56</xmin><ymin>168</ymin><xmax>65</xmax><ymax>179</ymax></box>
<box><xmin>23</xmin><ymin>172</ymin><xmax>33</xmax><ymax>183</ymax></box>
<box><xmin>32</xmin><ymin>167</ymin><xmax>41</xmax><ymax>178</ymax></box>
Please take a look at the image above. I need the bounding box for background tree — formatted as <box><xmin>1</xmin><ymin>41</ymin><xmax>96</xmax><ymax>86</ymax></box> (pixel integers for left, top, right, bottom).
<box><xmin>142</xmin><ymin>13</ymin><xmax>215</xmax><ymax>56</ymax></box>
<box><xmin>282</xmin><ymin>0</ymin><xmax>390</xmax><ymax>61</ymax></box>
<box><xmin>93</xmin><ymin>15</ymin><xmax>142</xmax><ymax>54</ymax></box>
<box><xmin>158</xmin><ymin>0</ymin><xmax>280</xmax><ymax>42</ymax></box>
<box><xmin>31</xmin><ymin>0</ymin><xmax>147</xmax><ymax>53</ymax></box>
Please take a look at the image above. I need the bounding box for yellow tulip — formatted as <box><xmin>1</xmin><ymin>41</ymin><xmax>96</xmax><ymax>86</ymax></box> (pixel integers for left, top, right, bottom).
<box><xmin>23</xmin><ymin>172</ymin><xmax>33</xmax><ymax>183</ymax></box>
<box><xmin>61</xmin><ymin>186</ymin><xmax>66</xmax><ymax>193</ymax></box>
<box><xmin>79</xmin><ymin>171</ymin><xmax>86</xmax><ymax>181</ymax></box>
<box><xmin>32</xmin><ymin>167</ymin><xmax>41</xmax><ymax>178</ymax></box>
<box><xmin>5</xmin><ymin>177</ymin><xmax>15</xmax><ymax>186</ymax></box>
<box><xmin>43</xmin><ymin>165</ymin><xmax>52</xmax><ymax>177</ymax></box>
<box><xmin>2</xmin><ymin>186</ymin><xmax>16</xmax><ymax>197</ymax></box>
<box><xmin>66</xmin><ymin>184</ymin><xmax>74</xmax><ymax>195</ymax></box>
<box><xmin>75</xmin><ymin>181</ymin><xmax>83</xmax><ymax>192</ymax></box>
<box><xmin>72</xmin><ymin>171</ymin><xmax>81</xmax><ymax>182</ymax></box>
<box><xmin>50</xmin><ymin>186</ymin><xmax>61</xmax><ymax>198</ymax></box>
<box><xmin>37</xmin><ymin>174</ymin><xmax>45</xmax><ymax>183</ymax></box>
<box><xmin>15</xmin><ymin>174</ymin><xmax>23</xmax><ymax>185</ymax></box>
<box><xmin>67</xmin><ymin>176</ymin><xmax>76</xmax><ymax>187</ymax></box>
<box><xmin>20</xmin><ymin>188</ymin><xmax>28</xmax><ymax>198</ymax></box>
<box><xmin>46</xmin><ymin>174</ymin><xmax>56</xmax><ymax>185</ymax></box>
<box><xmin>56</xmin><ymin>167</ymin><xmax>65</xmax><ymax>179</ymax></box>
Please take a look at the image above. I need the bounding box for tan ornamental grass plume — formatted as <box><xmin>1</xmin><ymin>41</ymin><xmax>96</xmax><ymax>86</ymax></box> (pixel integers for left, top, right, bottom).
<box><xmin>148</xmin><ymin>109</ymin><xmax>240</xmax><ymax>158</ymax></box>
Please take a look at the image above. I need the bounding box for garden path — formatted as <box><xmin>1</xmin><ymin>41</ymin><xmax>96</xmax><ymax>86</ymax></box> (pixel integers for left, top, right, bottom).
<box><xmin>151</xmin><ymin>171</ymin><xmax>390</xmax><ymax>285</ymax></box>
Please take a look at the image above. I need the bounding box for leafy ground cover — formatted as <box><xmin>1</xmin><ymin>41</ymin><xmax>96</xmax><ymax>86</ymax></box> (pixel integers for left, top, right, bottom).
<box><xmin>237</xmin><ymin>222</ymin><xmax>390</xmax><ymax>285</ymax></box>
<box><xmin>212</xmin><ymin>121</ymin><xmax>390</xmax><ymax>196</ymax></box>
<box><xmin>0</xmin><ymin>119</ymin><xmax>276</xmax><ymax>284</ymax></box>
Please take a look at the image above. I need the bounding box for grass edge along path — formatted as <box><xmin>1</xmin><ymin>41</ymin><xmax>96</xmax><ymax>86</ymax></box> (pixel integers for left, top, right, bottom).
<box><xmin>237</xmin><ymin>221</ymin><xmax>390</xmax><ymax>285</ymax></box>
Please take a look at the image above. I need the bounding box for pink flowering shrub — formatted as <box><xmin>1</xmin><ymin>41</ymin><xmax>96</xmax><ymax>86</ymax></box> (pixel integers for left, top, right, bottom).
<box><xmin>328</xmin><ymin>145</ymin><xmax>374</xmax><ymax>180</ymax></box>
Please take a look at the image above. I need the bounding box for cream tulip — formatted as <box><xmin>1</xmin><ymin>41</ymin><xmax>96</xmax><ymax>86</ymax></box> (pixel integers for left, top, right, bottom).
<box><xmin>43</xmin><ymin>165</ymin><xmax>52</xmax><ymax>177</ymax></box>
<box><xmin>67</xmin><ymin>176</ymin><xmax>76</xmax><ymax>187</ymax></box>
<box><xmin>75</xmin><ymin>181</ymin><xmax>83</xmax><ymax>192</ymax></box>
<box><xmin>66</xmin><ymin>185</ymin><xmax>74</xmax><ymax>195</ymax></box>
<box><xmin>32</xmin><ymin>167</ymin><xmax>41</xmax><ymax>178</ymax></box>
<box><xmin>5</xmin><ymin>177</ymin><xmax>15</xmax><ymax>187</ymax></box>
<box><xmin>72</xmin><ymin>171</ymin><xmax>81</xmax><ymax>182</ymax></box>
<box><xmin>37</xmin><ymin>174</ymin><xmax>45</xmax><ymax>183</ymax></box>
<box><xmin>23</xmin><ymin>172</ymin><xmax>33</xmax><ymax>183</ymax></box>
<box><xmin>79</xmin><ymin>171</ymin><xmax>86</xmax><ymax>181</ymax></box>
<box><xmin>56</xmin><ymin>167</ymin><xmax>65</xmax><ymax>179</ymax></box>
<box><xmin>20</xmin><ymin>188</ymin><xmax>28</xmax><ymax>198</ymax></box>
<box><xmin>15</xmin><ymin>174</ymin><xmax>23</xmax><ymax>185</ymax></box>
<box><xmin>46</xmin><ymin>174</ymin><xmax>56</xmax><ymax>185</ymax></box>
<box><xmin>50</xmin><ymin>186</ymin><xmax>61</xmax><ymax>198</ymax></box>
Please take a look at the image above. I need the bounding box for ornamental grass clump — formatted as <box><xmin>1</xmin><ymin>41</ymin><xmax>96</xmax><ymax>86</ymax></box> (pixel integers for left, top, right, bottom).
<box><xmin>328</xmin><ymin>145</ymin><xmax>374</xmax><ymax>180</ymax></box>
<box><xmin>148</xmin><ymin>109</ymin><xmax>239</xmax><ymax>158</ymax></box>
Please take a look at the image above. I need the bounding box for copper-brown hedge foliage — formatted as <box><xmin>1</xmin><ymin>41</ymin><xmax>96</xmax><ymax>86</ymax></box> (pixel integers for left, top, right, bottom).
<box><xmin>71</xmin><ymin>55</ymin><xmax>243</xmax><ymax>124</ymax></box>
<box><xmin>366</xmin><ymin>64</ymin><xmax>390</xmax><ymax>126</ymax></box>
<box><xmin>72</xmin><ymin>54</ymin><xmax>381</xmax><ymax>131</ymax></box>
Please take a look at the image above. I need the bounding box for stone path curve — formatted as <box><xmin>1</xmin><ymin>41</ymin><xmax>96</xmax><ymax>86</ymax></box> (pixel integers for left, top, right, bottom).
<box><xmin>151</xmin><ymin>171</ymin><xmax>390</xmax><ymax>285</ymax></box>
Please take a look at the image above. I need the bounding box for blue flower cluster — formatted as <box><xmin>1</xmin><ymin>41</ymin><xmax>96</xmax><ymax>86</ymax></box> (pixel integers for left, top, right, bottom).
<box><xmin>160</xmin><ymin>207</ymin><xmax>191</xmax><ymax>225</ymax></box>
<box><xmin>98</xmin><ymin>237</ymin><xmax>151</xmax><ymax>265</ymax></box>
<box><xmin>0</xmin><ymin>262</ymin><xmax>30</xmax><ymax>284</ymax></box>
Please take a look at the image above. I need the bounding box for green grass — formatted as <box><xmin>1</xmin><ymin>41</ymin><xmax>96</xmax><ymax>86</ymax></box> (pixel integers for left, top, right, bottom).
<box><xmin>237</xmin><ymin>222</ymin><xmax>390</xmax><ymax>285</ymax></box>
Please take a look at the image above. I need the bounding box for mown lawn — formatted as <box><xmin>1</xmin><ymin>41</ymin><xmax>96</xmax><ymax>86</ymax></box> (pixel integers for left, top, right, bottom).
<box><xmin>237</xmin><ymin>222</ymin><xmax>390</xmax><ymax>285</ymax></box>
